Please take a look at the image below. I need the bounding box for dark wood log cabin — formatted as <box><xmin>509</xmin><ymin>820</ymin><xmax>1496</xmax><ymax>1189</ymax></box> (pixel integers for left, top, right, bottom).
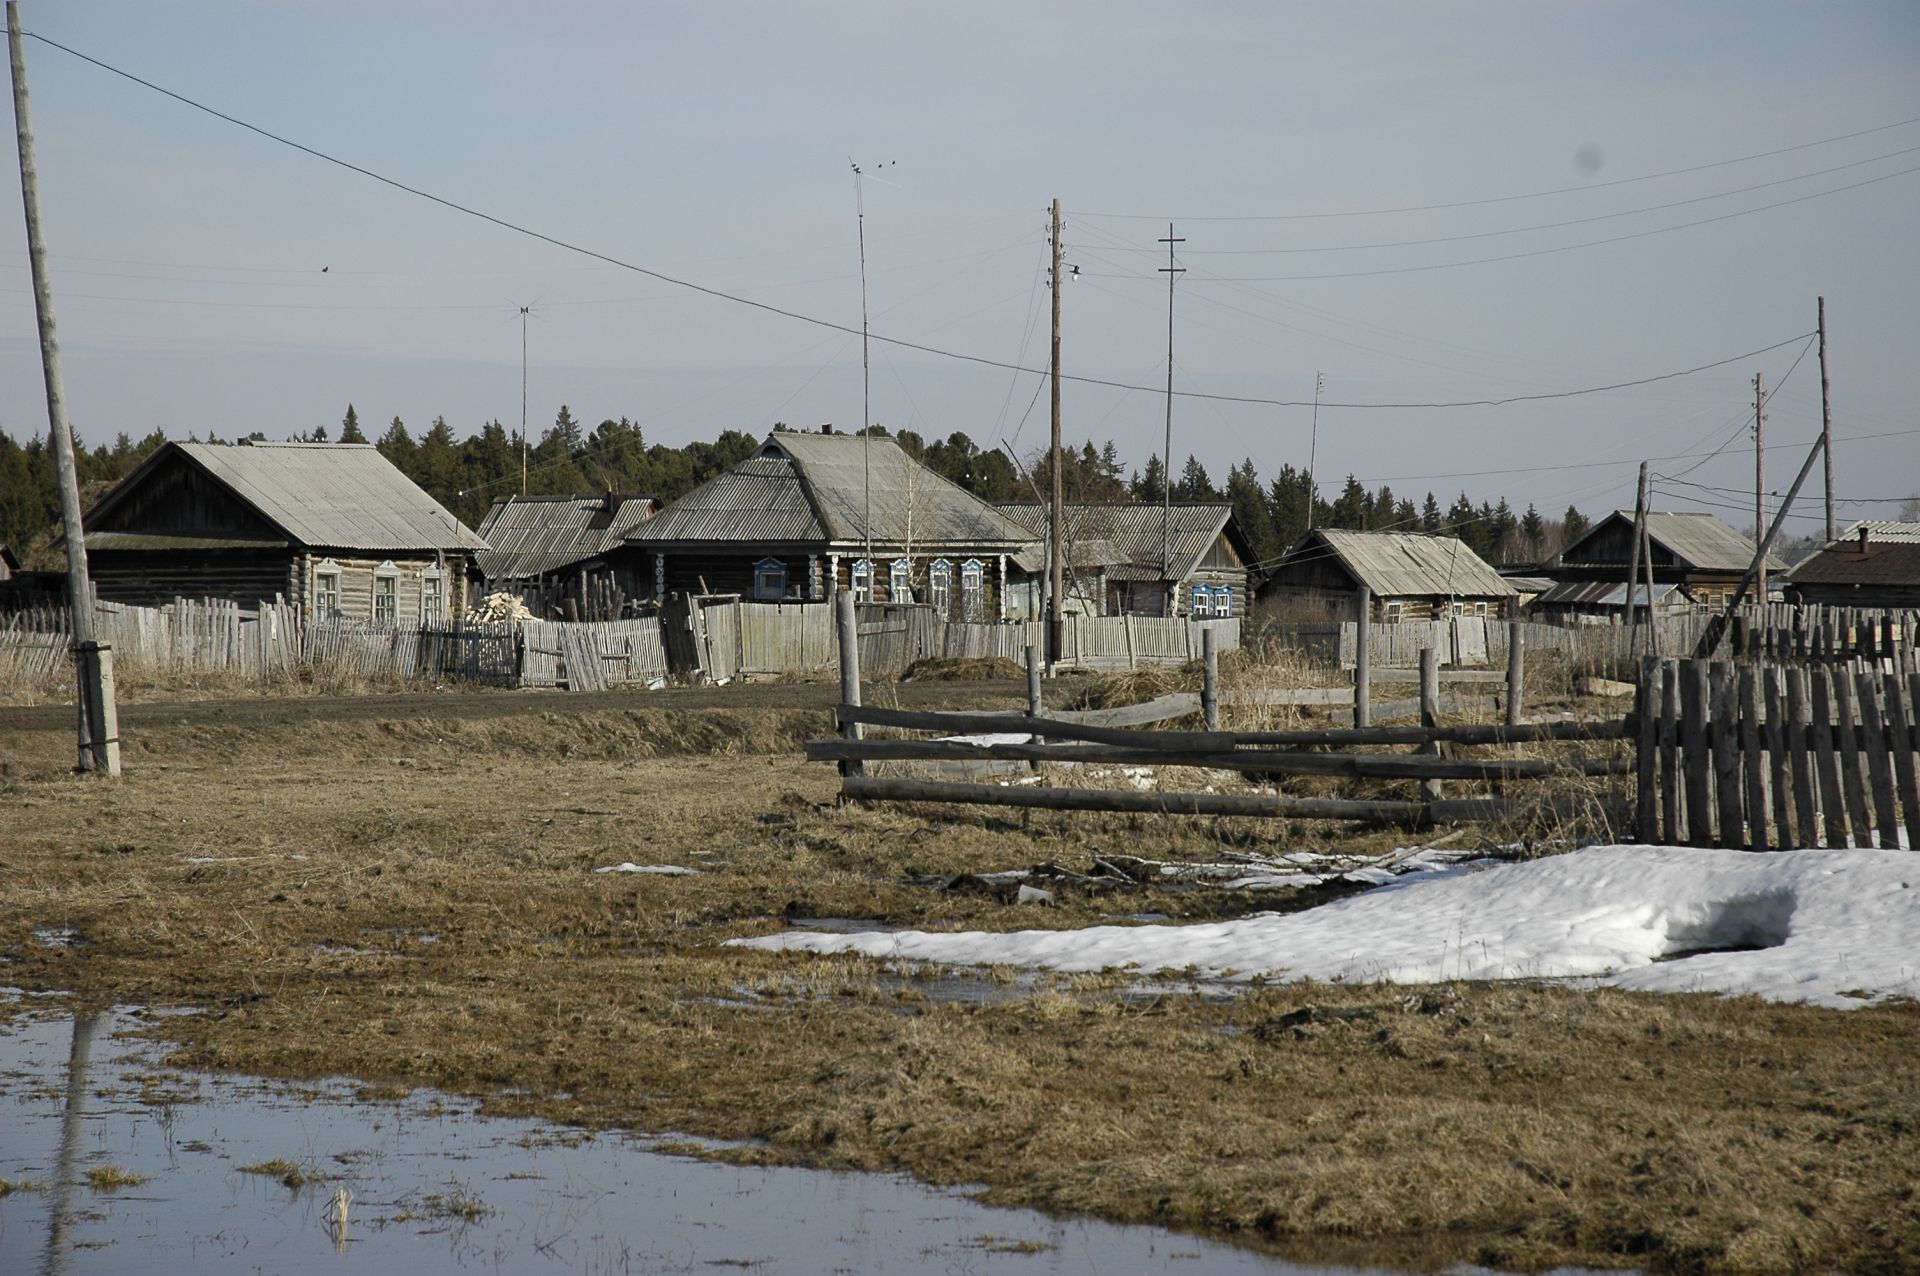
<box><xmin>628</xmin><ymin>428</ymin><xmax>1036</xmax><ymax>619</ymax></box>
<box><xmin>997</xmin><ymin>502</ymin><xmax>1253</xmax><ymax>619</ymax></box>
<box><xmin>1256</xmin><ymin>528</ymin><xmax>1517</xmax><ymax>621</ymax></box>
<box><xmin>1549</xmin><ymin>510</ymin><xmax>1780</xmax><ymax>609</ymax></box>
<box><xmin>77</xmin><ymin>441</ymin><xmax>487</xmax><ymax>621</ymax></box>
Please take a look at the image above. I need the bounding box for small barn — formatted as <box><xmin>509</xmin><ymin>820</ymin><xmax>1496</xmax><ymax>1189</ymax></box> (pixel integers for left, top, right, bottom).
<box><xmin>1786</xmin><ymin>522</ymin><xmax>1920</xmax><ymax>607</ymax></box>
<box><xmin>997</xmin><ymin>502</ymin><xmax>1253</xmax><ymax>619</ymax></box>
<box><xmin>1530</xmin><ymin>580</ymin><xmax>1698</xmax><ymax>624</ymax></box>
<box><xmin>473</xmin><ymin>492</ymin><xmax>660</xmax><ymax>619</ymax></box>
<box><xmin>627</xmin><ymin>428</ymin><xmax>1036</xmax><ymax>618</ymax></box>
<box><xmin>1257</xmin><ymin>528</ymin><xmax>1517</xmax><ymax>621</ymax></box>
<box><xmin>76</xmin><ymin>440</ymin><xmax>486</xmax><ymax>621</ymax></box>
<box><xmin>1550</xmin><ymin>510</ymin><xmax>1777</xmax><ymax>609</ymax></box>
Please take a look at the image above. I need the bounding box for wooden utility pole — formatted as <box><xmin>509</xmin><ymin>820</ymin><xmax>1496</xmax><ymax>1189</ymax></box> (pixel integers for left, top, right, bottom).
<box><xmin>1627</xmin><ymin>461</ymin><xmax>1650</xmax><ymax>659</ymax></box>
<box><xmin>1818</xmin><ymin>296</ymin><xmax>1835</xmax><ymax>543</ymax></box>
<box><xmin>1047</xmin><ymin>198</ymin><xmax>1064</xmax><ymax>667</ymax></box>
<box><xmin>1753</xmin><ymin>371</ymin><xmax>1766</xmax><ymax>597</ymax></box>
<box><xmin>1306</xmin><ymin>372</ymin><xmax>1322</xmax><ymax>531</ymax></box>
<box><xmin>8</xmin><ymin>1</ymin><xmax>118</xmax><ymax>775</ymax></box>
<box><xmin>1158</xmin><ymin>224</ymin><xmax>1184</xmax><ymax>607</ymax></box>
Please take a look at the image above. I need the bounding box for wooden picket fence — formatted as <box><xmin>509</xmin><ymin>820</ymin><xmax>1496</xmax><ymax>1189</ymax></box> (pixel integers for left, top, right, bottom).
<box><xmin>1719</xmin><ymin>603</ymin><xmax>1918</xmax><ymax>669</ymax></box>
<box><xmin>1634</xmin><ymin>656</ymin><xmax>1920</xmax><ymax>851</ymax></box>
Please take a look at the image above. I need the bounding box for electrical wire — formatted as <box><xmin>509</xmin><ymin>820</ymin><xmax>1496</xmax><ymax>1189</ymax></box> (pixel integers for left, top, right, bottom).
<box><xmin>18</xmin><ymin>29</ymin><xmax>1824</xmax><ymax>415</ymax></box>
<box><xmin>1080</xmin><ymin>164</ymin><xmax>1920</xmax><ymax>283</ymax></box>
<box><xmin>1074</xmin><ymin>116</ymin><xmax>1920</xmax><ymax>221</ymax></box>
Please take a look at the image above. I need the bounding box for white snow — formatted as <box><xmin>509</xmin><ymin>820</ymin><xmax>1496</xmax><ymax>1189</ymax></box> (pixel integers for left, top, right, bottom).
<box><xmin>734</xmin><ymin>846</ymin><xmax>1920</xmax><ymax>1010</ymax></box>
<box><xmin>595</xmin><ymin>863</ymin><xmax>701</xmax><ymax>876</ymax></box>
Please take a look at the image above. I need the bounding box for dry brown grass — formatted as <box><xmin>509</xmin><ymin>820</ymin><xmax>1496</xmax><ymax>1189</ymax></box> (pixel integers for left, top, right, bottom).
<box><xmin>901</xmin><ymin>656</ymin><xmax>1025</xmax><ymax>681</ymax></box>
<box><xmin>1</xmin><ymin>700</ymin><xmax>1915</xmax><ymax>1274</ymax></box>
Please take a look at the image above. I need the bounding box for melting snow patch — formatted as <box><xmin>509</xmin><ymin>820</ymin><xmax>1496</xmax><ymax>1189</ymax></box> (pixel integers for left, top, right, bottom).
<box><xmin>595</xmin><ymin>863</ymin><xmax>701</xmax><ymax>876</ymax></box>
<box><xmin>733</xmin><ymin>846</ymin><xmax>1920</xmax><ymax>1010</ymax></box>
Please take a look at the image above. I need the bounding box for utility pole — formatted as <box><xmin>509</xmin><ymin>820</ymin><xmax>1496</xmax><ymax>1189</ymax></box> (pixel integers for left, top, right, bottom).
<box><xmin>1306</xmin><ymin>371</ymin><xmax>1323</xmax><ymax>531</ymax></box>
<box><xmin>9</xmin><ymin>1</ymin><xmax>117</xmax><ymax>776</ymax></box>
<box><xmin>851</xmin><ymin>161</ymin><xmax>890</xmax><ymax>571</ymax></box>
<box><xmin>518</xmin><ymin>303</ymin><xmax>531</xmax><ymax>495</ymax></box>
<box><xmin>1753</xmin><ymin>371</ymin><xmax>1766</xmax><ymax>598</ymax></box>
<box><xmin>1817</xmin><ymin>296</ymin><xmax>1834</xmax><ymax>543</ymax></box>
<box><xmin>1627</xmin><ymin>461</ymin><xmax>1650</xmax><ymax>659</ymax></box>
<box><xmin>1047</xmin><ymin>199</ymin><xmax>1064</xmax><ymax>667</ymax></box>
<box><xmin>1158</xmin><ymin>223</ymin><xmax>1184</xmax><ymax>610</ymax></box>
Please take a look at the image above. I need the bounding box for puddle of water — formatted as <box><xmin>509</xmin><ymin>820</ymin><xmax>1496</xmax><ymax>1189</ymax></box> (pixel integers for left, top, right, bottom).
<box><xmin>0</xmin><ymin>1005</ymin><xmax>1395</xmax><ymax>1276</ymax></box>
<box><xmin>782</xmin><ymin>917</ymin><xmax>902</xmax><ymax>934</ymax></box>
<box><xmin>30</xmin><ymin>929</ymin><xmax>84</xmax><ymax>950</ymax></box>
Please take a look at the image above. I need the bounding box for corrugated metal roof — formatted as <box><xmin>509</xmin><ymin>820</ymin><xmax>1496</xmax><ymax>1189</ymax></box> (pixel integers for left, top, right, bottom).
<box><xmin>1535</xmin><ymin>580</ymin><xmax>1687</xmax><ymax>607</ymax></box>
<box><xmin>138</xmin><ymin>442</ymin><xmax>488</xmax><ymax>552</ymax></box>
<box><xmin>1567</xmin><ymin>510</ymin><xmax>1777</xmax><ymax>573</ymax></box>
<box><xmin>1788</xmin><ymin>521</ymin><xmax>1920</xmax><ymax>586</ymax></box>
<box><xmin>1838</xmin><ymin>520</ymin><xmax>1920</xmax><ymax>544</ymax></box>
<box><xmin>87</xmin><ymin>532</ymin><xmax>289</xmax><ymax>551</ymax></box>
<box><xmin>1292</xmin><ymin>529</ymin><xmax>1517</xmax><ymax>598</ymax></box>
<box><xmin>473</xmin><ymin>494</ymin><xmax>657</xmax><ymax>579</ymax></box>
<box><xmin>997</xmin><ymin>502</ymin><xmax>1234</xmax><ymax>580</ymax></box>
<box><xmin>1010</xmin><ymin>537</ymin><xmax>1123</xmax><ymax>574</ymax></box>
<box><xmin>631</xmin><ymin>433</ymin><xmax>1034</xmax><ymax>548</ymax></box>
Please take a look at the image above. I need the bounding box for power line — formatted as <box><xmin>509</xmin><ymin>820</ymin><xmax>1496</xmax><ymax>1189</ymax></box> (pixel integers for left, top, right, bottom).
<box><xmin>1082</xmin><ymin>145</ymin><xmax>1920</xmax><ymax>257</ymax></box>
<box><xmin>1075</xmin><ymin>116</ymin><xmax>1920</xmax><ymax>221</ymax></box>
<box><xmin>18</xmin><ymin>29</ymin><xmax>1822</xmax><ymax>416</ymax></box>
<box><xmin>1081</xmin><ymin>165</ymin><xmax>1920</xmax><ymax>283</ymax></box>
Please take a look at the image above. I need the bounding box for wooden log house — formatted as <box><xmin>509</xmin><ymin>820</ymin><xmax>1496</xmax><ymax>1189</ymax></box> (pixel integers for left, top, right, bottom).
<box><xmin>1256</xmin><ymin>528</ymin><xmax>1517</xmax><ymax>622</ymax></box>
<box><xmin>997</xmin><ymin>501</ymin><xmax>1253</xmax><ymax>619</ymax></box>
<box><xmin>1786</xmin><ymin>522</ymin><xmax>1920</xmax><ymax>608</ymax></box>
<box><xmin>628</xmin><ymin>428</ymin><xmax>1036</xmax><ymax>618</ymax></box>
<box><xmin>73</xmin><ymin>440</ymin><xmax>487</xmax><ymax>622</ymax></box>
<box><xmin>473</xmin><ymin>492</ymin><xmax>661</xmax><ymax>619</ymax></box>
<box><xmin>1550</xmin><ymin>510</ymin><xmax>1782</xmax><ymax>610</ymax></box>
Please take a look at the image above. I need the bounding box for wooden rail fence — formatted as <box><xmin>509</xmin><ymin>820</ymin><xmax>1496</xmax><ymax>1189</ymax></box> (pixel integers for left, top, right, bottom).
<box><xmin>1634</xmin><ymin>656</ymin><xmax>1920</xmax><ymax>851</ymax></box>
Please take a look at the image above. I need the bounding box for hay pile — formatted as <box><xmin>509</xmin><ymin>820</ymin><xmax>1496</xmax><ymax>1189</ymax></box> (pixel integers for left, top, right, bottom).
<box><xmin>467</xmin><ymin>592</ymin><xmax>534</xmax><ymax>623</ymax></box>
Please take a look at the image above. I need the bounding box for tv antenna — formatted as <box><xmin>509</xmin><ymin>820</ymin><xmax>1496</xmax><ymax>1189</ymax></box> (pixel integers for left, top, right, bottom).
<box><xmin>514</xmin><ymin>300</ymin><xmax>541</xmax><ymax>495</ymax></box>
<box><xmin>850</xmin><ymin>159</ymin><xmax>895</xmax><ymax>569</ymax></box>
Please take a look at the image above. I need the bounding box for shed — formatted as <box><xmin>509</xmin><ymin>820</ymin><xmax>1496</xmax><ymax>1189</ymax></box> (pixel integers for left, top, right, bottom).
<box><xmin>1531</xmin><ymin>579</ymin><xmax>1696</xmax><ymax>624</ymax></box>
<box><xmin>997</xmin><ymin>502</ymin><xmax>1252</xmax><ymax>618</ymax></box>
<box><xmin>1257</xmin><ymin>528</ymin><xmax>1517</xmax><ymax>622</ymax></box>
<box><xmin>628</xmin><ymin>428</ymin><xmax>1036</xmax><ymax>619</ymax></box>
<box><xmin>75</xmin><ymin>440</ymin><xmax>486</xmax><ymax>621</ymax></box>
<box><xmin>473</xmin><ymin>492</ymin><xmax>660</xmax><ymax>617</ymax></box>
<box><xmin>1785</xmin><ymin>522</ymin><xmax>1920</xmax><ymax>607</ymax></box>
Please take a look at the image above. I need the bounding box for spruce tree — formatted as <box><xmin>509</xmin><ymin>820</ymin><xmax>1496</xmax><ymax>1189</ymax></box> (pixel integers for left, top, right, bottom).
<box><xmin>339</xmin><ymin>404</ymin><xmax>367</xmax><ymax>444</ymax></box>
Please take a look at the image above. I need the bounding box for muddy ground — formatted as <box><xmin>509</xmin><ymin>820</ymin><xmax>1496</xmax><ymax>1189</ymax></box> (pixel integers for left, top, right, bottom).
<box><xmin>1</xmin><ymin>684</ymin><xmax>1916</xmax><ymax>1275</ymax></box>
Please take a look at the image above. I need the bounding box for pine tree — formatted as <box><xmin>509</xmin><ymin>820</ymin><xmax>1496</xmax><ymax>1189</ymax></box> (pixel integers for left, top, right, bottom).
<box><xmin>377</xmin><ymin>417</ymin><xmax>416</xmax><ymax>475</ymax></box>
<box><xmin>1225</xmin><ymin>458</ymin><xmax>1279</xmax><ymax>565</ymax></box>
<box><xmin>1421</xmin><ymin>492</ymin><xmax>1442</xmax><ymax>534</ymax></box>
<box><xmin>339</xmin><ymin>404</ymin><xmax>367</xmax><ymax>444</ymax></box>
<box><xmin>1562</xmin><ymin>505</ymin><xmax>1590</xmax><ymax>549</ymax></box>
<box><xmin>1519</xmin><ymin>503</ymin><xmax>1547</xmax><ymax>562</ymax></box>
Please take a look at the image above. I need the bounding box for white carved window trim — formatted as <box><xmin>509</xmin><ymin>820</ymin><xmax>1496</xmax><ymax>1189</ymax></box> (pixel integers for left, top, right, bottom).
<box><xmin>889</xmin><ymin>557</ymin><xmax>912</xmax><ymax>603</ymax></box>
<box><xmin>313</xmin><ymin>558</ymin><xmax>342</xmax><ymax>620</ymax></box>
<box><xmin>753</xmin><ymin>557</ymin><xmax>788</xmax><ymax>601</ymax></box>
<box><xmin>373</xmin><ymin>561</ymin><xmax>400</xmax><ymax>625</ymax></box>
<box><xmin>960</xmin><ymin>559</ymin><xmax>984</xmax><ymax>621</ymax></box>
<box><xmin>928</xmin><ymin>559</ymin><xmax>952</xmax><ymax>617</ymax></box>
<box><xmin>850</xmin><ymin>558</ymin><xmax>874</xmax><ymax>604</ymax></box>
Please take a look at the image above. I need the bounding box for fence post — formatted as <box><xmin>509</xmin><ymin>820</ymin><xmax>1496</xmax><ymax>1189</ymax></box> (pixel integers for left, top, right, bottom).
<box><xmin>1025</xmin><ymin>642</ymin><xmax>1043</xmax><ymax>720</ymax></box>
<box><xmin>836</xmin><ymin>591</ymin><xmax>863</xmax><ymax>780</ymax></box>
<box><xmin>1635</xmin><ymin>655</ymin><xmax>1658</xmax><ymax>841</ymax></box>
<box><xmin>1202</xmin><ymin>625</ymin><xmax>1220</xmax><ymax>731</ymax></box>
<box><xmin>1506</xmin><ymin>617</ymin><xmax>1525</xmax><ymax>726</ymax></box>
<box><xmin>1419</xmin><ymin>645</ymin><xmax>1441</xmax><ymax>806</ymax></box>
<box><xmin>1354</xmin><ymin>584</ymin><xmax>1372</xmax><ymax>728</ymax></box>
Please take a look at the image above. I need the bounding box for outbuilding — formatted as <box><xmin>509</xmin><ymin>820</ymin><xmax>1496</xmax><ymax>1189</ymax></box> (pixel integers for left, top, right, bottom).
<box><xmin>1257</xmin><ymin>528</ymin><xmax>1517</xmax><ymax>621</ymax></box>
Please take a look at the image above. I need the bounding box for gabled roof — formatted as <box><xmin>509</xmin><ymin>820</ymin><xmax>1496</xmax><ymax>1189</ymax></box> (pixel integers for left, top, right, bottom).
<box><xmin>1787</xmin><ymin>521</ymin><xmax>1920</xmax><ymax>587</ymax></box>
<box><xmin>630</xmin><ymin>432</ymin><xmax>1033</xmax><ymax>549</ymax></box>
<box><xmin>1535</xmin><ymin>580</ymin><xmax>1690</xmax><ymax>608</ymax></box>
<box><xmin>996</xmin><ymin>502</ymin><xmax>1245</xmax><ymax>581</ymax></box>
<box><xmin>1564</xmin><ymin>510</ymin><xmax>1777</xmax><ymax>573</ymax></box>
<box><xmin>474</xmin><ymin>493</ymin><xmax>658</xmax><ymax>580</ymax></box>
<box><xmin>84</xmin><ymin>441</ymin><xmax>486</xmax><ymax>553</ymax></box>
<box><xmin>1278</xmin><ymin>529</ymin><xmax>1517</xmax><ymax>598</ymax></box>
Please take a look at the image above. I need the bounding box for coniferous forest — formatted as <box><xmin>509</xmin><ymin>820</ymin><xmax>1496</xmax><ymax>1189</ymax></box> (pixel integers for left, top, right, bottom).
<box><xmin>0</xmin><ymin>404</ymin><xmax>1590</xmax><ymax>572</ymax></box>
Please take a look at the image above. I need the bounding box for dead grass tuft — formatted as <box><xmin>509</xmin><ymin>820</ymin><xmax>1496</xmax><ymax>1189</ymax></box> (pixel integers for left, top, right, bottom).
<box><xmin>902</xmin><ymin>656</ymin><xmax>1025</xmax><ymax>682</ymax></box>
<box><xmin>84</xmin><ymin>1165</ymin><xmax>148</xmax><ymax>1191</ymax></box>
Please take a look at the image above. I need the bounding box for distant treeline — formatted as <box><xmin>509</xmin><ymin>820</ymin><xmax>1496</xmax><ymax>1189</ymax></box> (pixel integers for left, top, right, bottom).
<box><xmin>1</xmin><ymin>403</ymin><xmax>1593</xmax><ymax>570</ymax></box>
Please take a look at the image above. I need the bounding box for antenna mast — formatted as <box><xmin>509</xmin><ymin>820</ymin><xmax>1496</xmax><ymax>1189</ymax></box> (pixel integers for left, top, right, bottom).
<box><xmin>518</xmin><ymin>303</ymin><xmax>532</xmax><ymax>496</ymax></box>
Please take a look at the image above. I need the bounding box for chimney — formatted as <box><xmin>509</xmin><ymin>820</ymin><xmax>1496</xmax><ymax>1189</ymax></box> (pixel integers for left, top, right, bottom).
<box><xmin>1858</xmin><ymin>525</ymin><xmax>1870</xmax><ymax>556</ymax></box>
<box><xmin>820</xmin><ymin>423</ymin><xmax>834</xmax><ymax>435</ymax></box>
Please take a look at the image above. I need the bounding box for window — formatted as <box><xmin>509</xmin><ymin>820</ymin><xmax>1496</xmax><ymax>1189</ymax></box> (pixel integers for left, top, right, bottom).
<box><xmin>753</xmin><ymin>557</ymin><xmax>788</xmax><ymax>601</ymax></box>
<box><xmin>928</xmin><ymin>559</ymin><xmax>952</xmax><ymax>616</ymax></box>
<box><xmin>1383</xmin><ymin>601</ymin><xmax>1402</xmax><ymax>623</ymax></box>
<box><xmin>421</xmin><ymin>572</ymin><xmax>445</xmax><ymax>625</ymax></box>
<box><xmin>850</xmin><ymin>558</ymin><xmax>874</xmax><ymax>603</ymax></box>
<box><xmin>890</xmin><ymin>558</ymin><xmax>912</xmax><ymax>603</ymax></box>
<box><xmin>1451</xmin><ymin>600</ymin><xmax>1464</xmax><ymax>618</ymax></box>
<box><xmin>1474</xmin><ymin>601</ymin><xmax>1487</xmax><ymax>618</ymax></box>
<box><xmin>373</xmin><ymin>571</ymin><xmax>398</xmax><ymax>625</ymax></box>
<box><xmin>960</xmin><ymin>559</ymin><xmax>985</xmax><ymax>621</ymax></box>
<box><xmin>313</xmin><ymin>560</ymin><xmax>341</xmax><ymax>620</ymax></box>
<box><xmin>1212</xmin><ymin>586</ymin><xmax>1233</xmax><ymax>617</ymax></box>
<box><xmin>1192</xmin><ymin>585</ymin><xmax>1212</xmax><ymax>618</ymax></box>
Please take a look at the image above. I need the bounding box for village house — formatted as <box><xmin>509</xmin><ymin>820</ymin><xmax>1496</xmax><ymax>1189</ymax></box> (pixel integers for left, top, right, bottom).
<box><xmin>473</xmin><ymin>492</ymin><xmax>660</xmax><ymax>618</ymax></box>
<box><xmin>997</xmin><ymin>502</ymin><xmax>1253</xmax><ymax>619</ymax></box>
<box><xmin>627</xmin><ymin>428</ymin><xmax>1036</xmax><ymax>618</ymax></box>
<box><xmin>1256</xmin><ymin>527</ymin><xmax>1517</xmax><ymax>621</ymax></box>
<box><xmin>1528</xmin><ymin>579</ymin><xmax>1699</xmax><ymax>625</ymax></box>
<box><xmin>74</xmin><ymin>440</ymin><xmax>486</xmax><ymax>621</ymax></box>
<box><xmin>1548</xmin><ymin>510</ymin><xmax>1777</xmax><ymax>609</ymax></box>
<box><xmin>1785</xmin><ymin>521</ymin><xmax>1920</xmax><ymax>607</ymax></box>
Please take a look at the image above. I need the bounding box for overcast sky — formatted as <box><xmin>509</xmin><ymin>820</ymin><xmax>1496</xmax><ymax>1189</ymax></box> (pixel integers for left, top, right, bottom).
<box><xmin>3</xmin><ymin>1</ymin><xmax>1916</xmax><ymax>531</ymax></box>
